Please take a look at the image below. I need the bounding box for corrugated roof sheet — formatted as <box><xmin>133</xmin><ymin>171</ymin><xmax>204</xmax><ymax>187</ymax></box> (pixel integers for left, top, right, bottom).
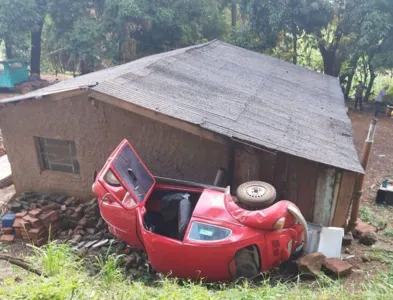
<box><xmin>2</xmin><ymin>40</ymin><xmax>363</xmax><ymax>173</ymax></box>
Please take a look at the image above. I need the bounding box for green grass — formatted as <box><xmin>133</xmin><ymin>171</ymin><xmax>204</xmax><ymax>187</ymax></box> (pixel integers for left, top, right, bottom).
<box><xmin>359</xmin><ymin>206</ymin><xmax>388</xmax><ymax>229</ymax></box>
<box><xmin>384</xmin><ymin>228</ymin><xmax>393</xmax><ymax>237</ymax></box>
<box><xmin>1</xmin><ymin>242</ymin><xmax>393</xmax><ymax>299</ymax></box>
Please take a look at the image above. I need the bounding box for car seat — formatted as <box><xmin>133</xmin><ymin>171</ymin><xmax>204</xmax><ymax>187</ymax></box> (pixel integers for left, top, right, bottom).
<box><xmin>161</xmin><ymin>193</ymin><xmax>192</xmax><ymax>240</ymax></box>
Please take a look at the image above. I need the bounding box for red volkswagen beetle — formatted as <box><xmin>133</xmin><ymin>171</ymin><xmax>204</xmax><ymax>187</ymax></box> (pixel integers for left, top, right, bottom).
<box><xmin>93</xmin><ymin>140</ymin><xmax>308</xmax><ymax>282</ymax></box>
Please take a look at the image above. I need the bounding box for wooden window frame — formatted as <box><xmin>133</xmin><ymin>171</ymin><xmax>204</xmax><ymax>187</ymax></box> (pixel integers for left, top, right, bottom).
<box><xmin>35</xmin><ymin>137</ymin><xmax>80</xmax><ymax>174</ymax></box>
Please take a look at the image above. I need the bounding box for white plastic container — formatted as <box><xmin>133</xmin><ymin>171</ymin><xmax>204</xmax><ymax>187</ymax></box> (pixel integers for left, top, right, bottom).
<box><xmin>317</xmin><ymin>227</ymin><xmax>344</xmax><ymax>258</ymax></box>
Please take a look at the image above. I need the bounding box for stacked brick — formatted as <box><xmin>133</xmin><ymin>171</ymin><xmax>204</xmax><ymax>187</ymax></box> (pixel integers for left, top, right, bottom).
<box><xmin>1</xmin><ymin>192</ymin><xmax>112</xmax><ymax>248</ymax></box>
<box><xmin>13</xmin><ymin>207</ymin><xmax>60</xmax><ymax>246</ymax></box>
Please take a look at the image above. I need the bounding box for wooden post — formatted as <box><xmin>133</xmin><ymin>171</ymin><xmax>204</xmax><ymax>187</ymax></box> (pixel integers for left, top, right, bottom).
<box><xmin>348</xmin><ymin>118</ymin><xmax>377</xmax><ymax>231</ymax></box>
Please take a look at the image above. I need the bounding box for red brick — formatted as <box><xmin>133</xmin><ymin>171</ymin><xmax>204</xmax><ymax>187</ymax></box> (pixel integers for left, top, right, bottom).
<box><xmin>32</xmin><ymin>237</ymin><xmax>46</xmax><ymax>247</ymax></box>
<box><xmin>15</xmin><ymin>211</ymin><xmax>28</xmax><ymax>218</ymax></box>
<box><xmin>14</xmin><ymin>228</ymin><xmax>22</xmax><ymax>238</ymax></box>
<box><xmin>324</xmin><ymin>258</ymin><xmax>352</xmax><ymax>277</ymax></box>
<box><xmin>65</xmin><ymin>197</ymin><xmax>78</xmax><ymax>206</ymax></box>
<box><xmin>353</xmin><ymin>220</ymin><xmax>377</xmax><ymax>237</ymax></box>
<box><xmin>30</xmin><ymin>203</ymin><xmax>37</xmax><ymax>210</ymax></box>
<box><xmin>2</xmin><ymin>228</ymin><xmax>13</xmax><ymax>235</ymax></box>
<box><xmin>78</xmin><ymin>217</ymin><xmax>87</xmax><ymax>227</ymax></box>
<box><xmin>29</xmin><ymin>209</ymin><xmax>43</xmax><ymax>218</ymax></box>
<box><xmin>23</xmin><ymin>215</ymin><xmax>42</xmax><ymax>228</ymax></box>
<box><xmin>39</xmin><ymin>211</ymin><xmax>59</xmax><ymax>228</ymax></box>
<box><xmin>75</xmin><ymin>204</ymin><xmax>84</xmax><ymax>214</ymax></box>
<box><xmin>28</xmin><ymin>227</ymin><xmax>47</xmax><ymax>239</ymax></box>
<box><xmin>41</xmin><ymin>203</ymin><xmax>59</xmax><ymax>212</ymax></box>
<box><xmin>1</xmin><ymin>235</ymin><xmax>15</xmax><ymax>243</ymax></box>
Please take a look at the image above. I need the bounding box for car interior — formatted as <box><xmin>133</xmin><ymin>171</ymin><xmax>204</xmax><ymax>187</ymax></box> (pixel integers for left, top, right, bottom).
<box><xmin>143</xmin><ymin>188</ymin><xmax>202</xmax><ymax>241</ymax></box>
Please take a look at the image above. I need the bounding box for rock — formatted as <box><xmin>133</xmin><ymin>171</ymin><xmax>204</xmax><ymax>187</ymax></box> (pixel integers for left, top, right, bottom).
<box><xmin>86</xmin><ymin>228</ymin><xmax>96</xmax><ymax>235</ymax></box>
<box><xmin>342</xmin><ymin>232</ymin><xmax>353</xmax><ymax>246</ymax></box>
<box><xmin>361</xmin><ymin>255</ymin><xmax>371</xmax><ymax>262</ymax></box>
<box><xmin>297</xmin><ymin>252</ymin><xmax>326</xmax><ymax>276</ymax></box>
<box><xmin>56</xmin><ymin>195</ymin><xmax>67</xmax><ymax>204</ymax></box>
<box><xmin>70</xmin><ymin>234</ymin><xmax>83</xmax><ymax>244</ymax></box>
<box><xmin>9</xmin><ymin>202</ymin><xmax>22</xmax><ymax>213</ymax></box>
<box><xmin>359</xmin><ymin>232</ymin><xmax>378</xmax><ymax>246</ymax></box>
<box><xmin>323</xmin><ymin>258</ymin><xmax>352</xmax><ymax>277</ymax></box>
<box><xmin>354</xmin><ymin>221</ymin><xmax>377</xmax><ymax>238</ymax></box>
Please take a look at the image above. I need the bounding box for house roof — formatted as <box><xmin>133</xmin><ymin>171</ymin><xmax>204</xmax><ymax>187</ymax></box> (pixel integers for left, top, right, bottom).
<box><xmin>1</xmin><ymin>40</ymin><xmax>363</xmax><ymax>173</ymax></box>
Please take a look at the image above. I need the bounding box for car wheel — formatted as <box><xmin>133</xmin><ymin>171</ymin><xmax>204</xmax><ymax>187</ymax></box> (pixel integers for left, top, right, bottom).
<box><xmin>236</xmin><ymin>181</ymin><xmax>276</xmax><ymax>209</ymax></box>
<box><xmin>235</xmin><ymin>248</ymin><xmax>259</xmax><ymax>279</ymax></box>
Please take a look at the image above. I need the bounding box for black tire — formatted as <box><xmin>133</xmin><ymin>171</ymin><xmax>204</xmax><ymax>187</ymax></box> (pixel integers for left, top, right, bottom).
<box><xmin>235</xmin><ymin>248</ymin><xmax>259</xmax><ymax>279</ymax></box>
<box><xmin>236</xmin><ymin>181</ymin><xmax>276</xmax><ymax>209</ymax></box>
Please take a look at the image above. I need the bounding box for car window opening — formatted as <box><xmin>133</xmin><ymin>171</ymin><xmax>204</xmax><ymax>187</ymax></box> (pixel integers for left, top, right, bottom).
<box><xmin>143</xmin><ymin>188</ymin><xmax>202</xmax><ymax>241</ymax></box>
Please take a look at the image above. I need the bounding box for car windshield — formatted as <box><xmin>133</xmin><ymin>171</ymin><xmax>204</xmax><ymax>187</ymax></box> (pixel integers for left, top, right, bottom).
<box><xmin>188</xmin><ymin>222</ymin><xmax>231</xmax><ymax>241</ymax></box>
<box><xmin>0</xmin><ymin>64</ymin><xmax>4</xmax><ymax>73</ymax></box>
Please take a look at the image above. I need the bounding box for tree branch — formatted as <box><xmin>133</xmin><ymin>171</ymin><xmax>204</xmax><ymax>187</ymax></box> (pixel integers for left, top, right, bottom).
<box><xmin>0</xmin><ymin>255</ymin><xmax>44</xmax><ymax>276</ymax></box>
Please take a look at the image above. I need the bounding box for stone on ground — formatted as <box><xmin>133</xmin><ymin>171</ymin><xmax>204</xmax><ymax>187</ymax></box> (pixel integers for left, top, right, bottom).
<box><xmin>297</xmin><ymin>252</ymin><xmax>326</xmax><ymax>276</ymax></box>
<box><xmin>359</xmin><ymin>231</ymin><xmax>378</xmax><ymax>246</ymax></box>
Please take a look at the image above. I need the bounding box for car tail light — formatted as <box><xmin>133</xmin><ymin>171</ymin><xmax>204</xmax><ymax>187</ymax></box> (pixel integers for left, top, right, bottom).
<box><xmin>273</xmin><ymin>217</ymin><xmax>286</xmax><ymax>230</ymax></box>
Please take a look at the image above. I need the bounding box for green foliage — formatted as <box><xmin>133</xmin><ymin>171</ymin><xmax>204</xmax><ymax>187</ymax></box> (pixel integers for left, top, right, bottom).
<box><xmin>359</xmin><ymin>206</ymin><xmax>388</xmax><ymax>229</ymax></box>
<box><xmin>225</xmin><ymin>25</ymin><xmax>261</xmax><ymax>51</ymax></box>
<box><xmin>384</xmin><ymin>228</ymin><xmax>393</xmax><ymax>237</ymax></box>
<box><xmin>1</xmin><ymin>241</ymin><xmax>393</xmax><ymax>299</ymax></box>
<box><xmin>31</xmin><ymin>242</ymin><xmax>78</xmax><ymax>276</ymax></box>
<box><xmin>0</xmin><ymin>0</ymin><xmax>38</xmax><ymax>59</ymax></box>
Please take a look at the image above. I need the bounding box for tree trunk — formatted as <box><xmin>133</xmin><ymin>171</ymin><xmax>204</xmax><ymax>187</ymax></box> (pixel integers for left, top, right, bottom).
<box><xmin>345</xmin><ymin>72</ymin><xmax>354</xmax><ymax>101</ymax></box>
<box><xmin>365</xmin><ymin>64</ymin><xmax>376</xmax><ymax>102</ymax></box>
<box><xmin>30</xmin><ymin>19</ymin><xmax>44</xmax><ymax>77</ymax></box>
<box><xmin>292</xmin><ymin>31</ymin><xmax>298</xmax><ymax>65</ymax></box>
<box><xmin>5</xmin><ymin>39</ymin><xmax>13</xmax><ymax>59</ymax></box>
<box><xmin>320</xmin><ymin>49</ymin><xmax>340</xmax><ymax>77</ymax></box>
<box><xmin>231</xmin><ymin>2</ymin><xmax>237</xmax><ymax>27</ymax></box>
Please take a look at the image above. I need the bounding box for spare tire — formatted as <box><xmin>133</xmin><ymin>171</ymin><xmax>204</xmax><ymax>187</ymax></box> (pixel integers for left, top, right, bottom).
<box><xmin>236</xmin><ymin>181</ymin><xmax>276</xmax><ymax>209</ymax></box>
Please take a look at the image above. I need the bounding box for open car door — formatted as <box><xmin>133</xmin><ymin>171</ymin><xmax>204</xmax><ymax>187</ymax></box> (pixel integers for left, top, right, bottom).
<box><xmin>95</xmin><ymin>139</ymin><xmax>156</xmax><ymax>248</ymax></box>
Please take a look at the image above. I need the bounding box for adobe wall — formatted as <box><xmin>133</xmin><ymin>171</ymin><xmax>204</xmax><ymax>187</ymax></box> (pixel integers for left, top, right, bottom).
<box><xmin>0</xmin><ymin>94</ymin><xmax>229</xmax><ymax>199</ymax></box>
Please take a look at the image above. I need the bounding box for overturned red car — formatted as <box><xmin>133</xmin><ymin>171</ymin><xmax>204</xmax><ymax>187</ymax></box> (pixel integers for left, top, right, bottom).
<box><xmin>93</xmin><ymin>139</ymin><xmax>308</xmax><ymax>282</ymax></box>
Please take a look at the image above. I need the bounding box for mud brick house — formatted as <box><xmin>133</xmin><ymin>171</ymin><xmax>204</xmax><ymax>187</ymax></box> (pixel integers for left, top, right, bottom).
<box><xmin>0</xmin><ymin>40</ymin><xmax>363</xmax><ymax>227</ymax></box>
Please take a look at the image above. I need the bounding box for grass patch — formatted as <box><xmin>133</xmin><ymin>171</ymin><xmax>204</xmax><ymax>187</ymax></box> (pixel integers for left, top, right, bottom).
<box><xmin>359</xmin><ymin>206</ymin><xmax>388</xmax><ymax>229</ymax></box>
<box><xmin>1</xmin><ymin>242</ymin><xmax>393</xmax><ymax>299</ymax></box>
<box><xmin>384</xmin><ymin>228</ymin><xmax>393</xmax><ymax>238</ymax></box>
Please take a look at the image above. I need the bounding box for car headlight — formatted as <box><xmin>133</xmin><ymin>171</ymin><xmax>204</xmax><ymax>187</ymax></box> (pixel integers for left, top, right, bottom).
<box><xmin>273</xmin><ymin>217</ymin><xmax>286</xmax><ymax>230</ymax></box>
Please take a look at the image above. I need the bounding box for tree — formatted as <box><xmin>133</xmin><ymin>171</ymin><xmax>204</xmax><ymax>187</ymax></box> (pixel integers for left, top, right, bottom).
<box><xmin>244</xmin><ymin>0</ymin><xmax>332</xmax><ymax>65</ymax></box>
<box><xmin>0</xmin><ymin>0</ymin><xmax>37</xmax><ymax>59</ymax></box>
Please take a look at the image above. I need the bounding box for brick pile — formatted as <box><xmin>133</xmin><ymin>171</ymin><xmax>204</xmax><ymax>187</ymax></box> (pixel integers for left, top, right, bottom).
<box><xmin>1</xmin><ymin>192</ymin><xmax>113</xmax><ymax>249</ymax></box>
<box><xmin>13</xmin><ymin>207</ymin><xmax>60</xmax><ymax>246</ymax></box>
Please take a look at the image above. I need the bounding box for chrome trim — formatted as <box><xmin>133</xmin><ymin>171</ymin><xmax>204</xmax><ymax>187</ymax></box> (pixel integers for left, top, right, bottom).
<box><xmin>287</xmin><ymin>204</ymin><xmax>308</xmax><ymax>253</ymax></box>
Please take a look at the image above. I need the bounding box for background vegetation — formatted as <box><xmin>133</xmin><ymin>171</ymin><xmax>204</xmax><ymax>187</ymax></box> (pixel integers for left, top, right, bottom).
<box><xmin>1</xmin><ymin>0</ymin><xmax>393</xmax><ymax>99</ymax></box>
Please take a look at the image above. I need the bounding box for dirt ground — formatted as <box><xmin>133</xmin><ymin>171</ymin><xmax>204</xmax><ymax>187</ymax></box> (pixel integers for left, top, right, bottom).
<box><xmin>350</xmin><ymin>108</ymin><xmax>393</xmax><ymax>203</ymax></box>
